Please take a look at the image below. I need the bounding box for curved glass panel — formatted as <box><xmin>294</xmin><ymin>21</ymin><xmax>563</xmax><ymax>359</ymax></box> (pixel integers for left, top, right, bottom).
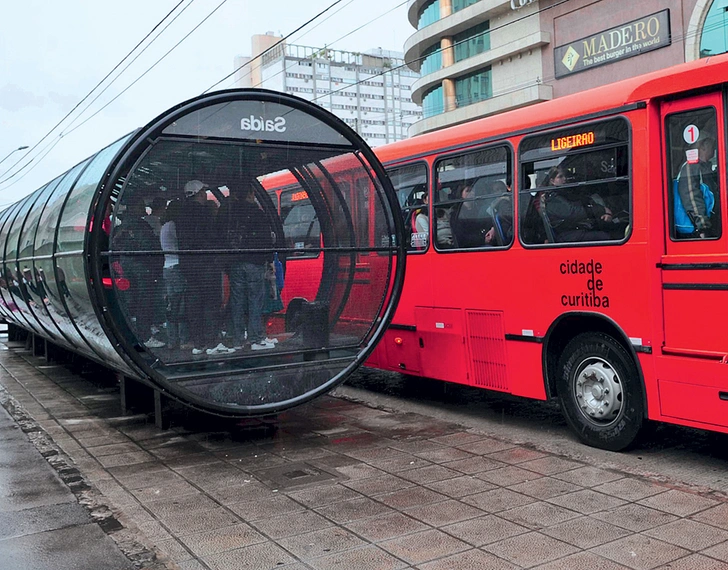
<box><xmin>13</xmin><ymin>181</ymin><xmax>65</xmax><ymax>339</ymax></box>
<box><xmin>418</xmin><ymin>0</ymin><xmax>440</xmax><ymax>29</ymax></box>
<box><xmin>33</xmin><ymin>160</ymin><xmax>93</xmax><ymax>355</ymax></box>
<box><xmin>16</xmin><ymin>178</ymin><xmax>68</xmax><ymax>344</ymax></box>
<box><xmin>4</xmin><ymin>190</ymin><xmax>48</xmax><ymax>334</ymax></box>
<box><xmin>0</xmin><ymin>203</ymin><xmax>23</xmax><ymax>323</ymax></box>
<box><xmin>700</xmin><ymin>0</ymin><xmax>728</xmax><ymax>58</ymax></box>
<box><xmin>98</xmin><ymin>92</ymin><xmax>402</xmax><ymax>415</ymax></box>
<box><xmin>421</xmin><ymin>43</ymin><xmax>442</xmax><ymax>76</ymax></box>
<box><xmin>4</xmin><ymin>91</ymin><xmax>403</xmax><ymax>419</ymax></box>
<box><xmin>0</xmin><ymin>206</ymin><xmax>20</xmax><ymax>321</ymax></box>
<box><xmin>423</xmin><ymin>84</ymin><xmax>445</xmax><ymax>118</ymax></box>
<box><xmin>56</xmin><ymin>136</ymin><xmax>132</xmax><ymax>368</ymax></box>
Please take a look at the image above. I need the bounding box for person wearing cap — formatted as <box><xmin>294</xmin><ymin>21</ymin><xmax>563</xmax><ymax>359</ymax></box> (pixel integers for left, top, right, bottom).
<box><xmin>176</xmin><ymin>180</ymin><xmax>230</xmax><ymax>355</ymax></box>
<box><xmin>677</xmin><ymin>133</ymin><xmax>718</xmax><ymax>238</ymax></box>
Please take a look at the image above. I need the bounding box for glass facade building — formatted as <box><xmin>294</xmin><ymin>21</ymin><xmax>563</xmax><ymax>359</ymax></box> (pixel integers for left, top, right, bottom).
<box><xmin>404</xmin><ymin>0</ymin><xmax>728</xmax><ymax>137</ymax></box>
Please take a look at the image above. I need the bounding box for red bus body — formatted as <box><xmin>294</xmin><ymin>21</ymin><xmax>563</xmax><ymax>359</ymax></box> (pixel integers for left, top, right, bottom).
<box><xmin>366</xmin><ymin>54</ymin><xmax>728</xmax><ymax>450</ymax></box>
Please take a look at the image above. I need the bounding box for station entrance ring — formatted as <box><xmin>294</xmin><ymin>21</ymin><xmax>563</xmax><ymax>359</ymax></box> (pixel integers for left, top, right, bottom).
<box><xmin>89</xmin><ymin>89</ymin><xmax>405</xmax><ymax>417</ymax></box>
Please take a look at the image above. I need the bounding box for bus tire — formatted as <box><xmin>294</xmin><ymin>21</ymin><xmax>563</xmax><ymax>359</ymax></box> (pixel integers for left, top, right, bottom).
<box><xmin>556</xmin><ymin>332</ymin><xmax>643</xmax><ymax>451</ymax></box>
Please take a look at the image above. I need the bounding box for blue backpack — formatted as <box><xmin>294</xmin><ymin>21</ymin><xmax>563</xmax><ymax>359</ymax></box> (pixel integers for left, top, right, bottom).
<box><xmin>673</xmin><ymin>166</ymin><xmax>715</xmax><ymax>235</ymax></box>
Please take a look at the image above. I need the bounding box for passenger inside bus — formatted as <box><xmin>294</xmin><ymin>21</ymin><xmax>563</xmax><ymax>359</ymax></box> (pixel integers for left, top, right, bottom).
<box><xmin>675</xmin><ymin>133</ymin><xmax>718</xmax><ymax>238</ymax></box>
<box><xmin>483</xmin><ymin>180</ymin><xmax>513</xmax><ymax>246</ymax></box>
<box><xmin>450</xmin><ymin>183</ymin><xmax>480</xmax><ymax>248</ymax></box>
<box><xmin>542</xmin><ymin>166</ymin><xmax>618</xmax><ymax>243</ymax></box>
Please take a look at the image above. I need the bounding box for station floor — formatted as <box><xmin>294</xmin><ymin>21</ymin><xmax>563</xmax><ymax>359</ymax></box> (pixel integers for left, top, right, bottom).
<box><xmin>2</xmin><ymin>336</ymin><xmax>728</xmax><ymax>570</ymax></box>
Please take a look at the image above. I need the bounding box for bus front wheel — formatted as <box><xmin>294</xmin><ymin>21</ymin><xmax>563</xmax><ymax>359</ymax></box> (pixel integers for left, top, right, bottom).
<box><xmin>556</xmin><ymin>332</ymin><xmax>643</xmax><ymax>452</ymax></box>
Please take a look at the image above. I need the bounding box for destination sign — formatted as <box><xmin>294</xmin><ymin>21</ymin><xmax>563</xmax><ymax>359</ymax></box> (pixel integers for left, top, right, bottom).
<box><xmin>551</xmin><ymin>132</ymin><xmax>595</xmax><ymax>152</ymax></box>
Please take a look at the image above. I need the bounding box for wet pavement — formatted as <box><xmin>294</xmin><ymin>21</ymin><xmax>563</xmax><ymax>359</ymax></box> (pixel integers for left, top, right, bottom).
<box><xmin>2</xmin><ymin>335</ymin><xmax>728</xmax><ymax>570</ymax></box>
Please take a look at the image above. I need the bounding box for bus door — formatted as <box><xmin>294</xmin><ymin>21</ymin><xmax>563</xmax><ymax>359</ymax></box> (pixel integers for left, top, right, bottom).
<box><xmin>659</xmin><ymin>93</ymin><xmax>728</xmax><ymax>426</ymax></box>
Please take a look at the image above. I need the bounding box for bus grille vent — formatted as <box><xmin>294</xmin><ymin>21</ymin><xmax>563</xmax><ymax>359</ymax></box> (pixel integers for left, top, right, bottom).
<box><xmin>466</xmin><ymin>310</ymin><xmax>508</xmax><ymax>391</ymax></box>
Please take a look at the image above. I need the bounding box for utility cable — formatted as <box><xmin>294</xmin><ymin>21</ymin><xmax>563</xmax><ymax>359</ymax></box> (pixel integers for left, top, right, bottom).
<box><xmin>0</xmin><ymin>0</ymin><xmax>190</xmax><ymax>185</ymax></box>
<box><xmin>204</xmin><ymin>0</ymin><xmax>348</xmax><ymax>93</ymax></box>
<box><xmin>1</xmin><ymin>0</ymin><xmax>229</xmax><ymax>190</ymax></box>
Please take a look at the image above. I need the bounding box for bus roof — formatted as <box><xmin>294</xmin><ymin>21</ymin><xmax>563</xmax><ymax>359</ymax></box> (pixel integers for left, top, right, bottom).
<box><xmin>377</xmin><ymin>53</ymin><xmax>728</xmax><ymax>164</ymax></box>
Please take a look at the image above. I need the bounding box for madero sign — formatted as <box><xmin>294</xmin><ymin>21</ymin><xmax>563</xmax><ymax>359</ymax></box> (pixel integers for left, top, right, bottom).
<box><xmin>554</xmin><ymin>10</ymin><xmax>671</xmax><ymax>78</ymax></box>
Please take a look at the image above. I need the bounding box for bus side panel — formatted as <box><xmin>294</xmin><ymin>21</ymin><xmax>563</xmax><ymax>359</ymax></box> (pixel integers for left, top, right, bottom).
<box><xmin>281</xmin><ymin>257</ymin><xmax>323</xmax><ymax>306</ymax></box>
<box><xmin>654</xmin><ymin>355</ymin><xmax>728</xmax><ymax>428</ymax></box>
<box><xmin>506</xmin><ymin>341</ymin><xmax>548</xmax><ymax>400</ymax></box>
<box><xmin>375</xmin><ymin>329</ymin><xmax>422</xmax><ymax>374</ymax></box>
<box><xmin>415</xmin><ymin>307</ymin><xmax>469</xmax><ymax>384</ymax></box>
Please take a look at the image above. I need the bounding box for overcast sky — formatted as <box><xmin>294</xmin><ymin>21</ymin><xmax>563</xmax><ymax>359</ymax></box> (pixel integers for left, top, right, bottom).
<box><xmin>0</xmin><ymin>0</ymin><xmax>413</xmax><ymax>206</ymax></box>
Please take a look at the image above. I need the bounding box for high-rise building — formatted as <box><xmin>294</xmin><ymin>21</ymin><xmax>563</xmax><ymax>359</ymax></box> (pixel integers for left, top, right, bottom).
<box><xmin>406</xmin><ymin>0</ymin><xmax>727</xmax><ymax>135</ymax></box>
<box><xmin>235</xmin><ymin>33</ymin><xmax>422</xmax><ymax>146</ymax></box>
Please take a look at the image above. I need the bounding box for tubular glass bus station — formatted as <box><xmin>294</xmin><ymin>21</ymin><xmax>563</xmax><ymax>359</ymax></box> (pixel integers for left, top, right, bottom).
<box><xmin>0</xmin><ymin>89</ymin><xmax>405</xmax><ymax>417</ymax></box>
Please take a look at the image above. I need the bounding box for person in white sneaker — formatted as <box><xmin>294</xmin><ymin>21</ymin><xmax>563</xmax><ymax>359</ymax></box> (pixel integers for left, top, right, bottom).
<box><xmin>218</xmin><ymin>181</ymin><xmax>275</xmax><ymax>352</ymax></box>
<box><xmin>177</xmin><ymin>179</ymin><xmax>218</xmax><ymax>355</ymax></box>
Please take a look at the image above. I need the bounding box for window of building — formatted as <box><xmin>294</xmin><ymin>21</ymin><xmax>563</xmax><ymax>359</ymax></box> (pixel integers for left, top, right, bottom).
<box><xmin>421</xmin><ymin>42</ymin><xmax>443</xmax><ymax>75</ymax></box>
<box><xmin>435</xmin><ymin>146</ymin><xmax>513</xmax><ymax>249</ymax></box>
<box><xmin>418</xmin><ymin>0</ymin><xmax>440</xmax><ymax>29</ymax></box>
<box><xmin>423</xmin><ymin>84</ymin><xmax>444</xmax><ymax>118</ymax></box>
<box><xmin>519</xmin><ymin>118</ymin><xmax>631</xmax><ymax>246</ymax></box>
<box><xmin>455</xmin><ymin>66</ymin><xmax>492</xmax><ymax>107</ymax></box>
<box><xmin>700</xmin><ymin>0</ymin><xmax>728</xmax><ymax>57</ymax></box>
<box><xmin>454</xmin><ymin>21</ymin><xmax>490</xmax><ymax>62</ymax></box>
<box><xmin>452</xmin><ymin>0</ymin><xmax>481</xmax><ymax>12</ymax></box>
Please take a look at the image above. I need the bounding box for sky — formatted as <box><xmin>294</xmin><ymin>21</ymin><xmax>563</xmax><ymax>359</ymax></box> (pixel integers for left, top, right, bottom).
<box><xmin>0</xmin><ymin>0</ymin><xmax>414</xmax><ymax>206</ymax></box>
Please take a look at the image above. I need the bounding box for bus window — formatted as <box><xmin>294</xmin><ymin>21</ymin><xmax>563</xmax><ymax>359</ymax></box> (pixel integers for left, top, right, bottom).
<box><xmin>280</xmin><ymin>186</ymin><xmax>320</xmax><ymax>258</ymax></box>
<box><xmin>665</xmin><ymin>107</ymin><xmax>721</xmax><ymax>240</ymax></box>
<box><xmin>519</xmin><ymin>118</ymin><xmax>630</xmax><ymax>246</ymax></box>
<box><xmin>386</xmin><ymin>163</ymin><xmax>429</xmax><ymax>252</ymax></box>
<box><xmin>435</xmin><ymin>146</ymin><xmax>513</xmax><ymax>249</ymax></box>
<box><xmin>354</xmin><ymin>177</ymin><xmax>370</xmax><ymax>250</ymax></box>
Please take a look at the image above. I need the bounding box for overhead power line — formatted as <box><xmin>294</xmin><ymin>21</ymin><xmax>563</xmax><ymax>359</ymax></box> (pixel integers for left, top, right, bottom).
<box><xmin>0</xmin><ymin>0</ymin><xmax>191</xmax><ymax>186</ymax></box>
<box><xmin>204</xmin><ymin>0</ymin><xmax>348</xmax><ymax>94</ymax></box>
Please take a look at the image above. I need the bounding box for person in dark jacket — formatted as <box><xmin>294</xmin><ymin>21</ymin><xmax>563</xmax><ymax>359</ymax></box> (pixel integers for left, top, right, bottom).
<box><xmin>543</xmin><ymin>166</ymin><xmax>615</xmax><ymax>243</ymax></box>
<box><xmin>217</xmin><ymin>180</ymin><xmax>275</xmax><ymax>351</ymax></box>
<box><xmin>176</xmin><ymin>180</ymin><xmax>226</xmax><ymax>355</ymax></box>
<box><xmin>113</xmin><ymin>197</ymin><xmax>165</xmax><ymax>348</ymax></box>
<box><xmin>676</xmin><ymin>135</ymin><xmax>718</xmax><ymax>238</ymax></box>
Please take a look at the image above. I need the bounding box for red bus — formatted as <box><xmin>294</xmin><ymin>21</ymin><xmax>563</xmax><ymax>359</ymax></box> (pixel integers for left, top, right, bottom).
<box><xmin>366</xmin><ymin>54</ymin><xmax>728</xmax><ymax>451</ymax></box>
<box><xmin>262</xmin><ymin>156</ymin><xmax>395</xmax><ymax>339</ymax></box>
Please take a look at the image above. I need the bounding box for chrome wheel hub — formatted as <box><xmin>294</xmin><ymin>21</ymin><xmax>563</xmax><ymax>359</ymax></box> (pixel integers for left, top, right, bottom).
<box><xmin>574</xmin><ymin>358</ymin><xmax>623</xmax><ymax>425</ymax></box>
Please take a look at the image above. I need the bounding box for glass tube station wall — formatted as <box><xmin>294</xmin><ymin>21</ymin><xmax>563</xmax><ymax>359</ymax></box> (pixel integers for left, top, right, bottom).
<box><xmin>0</xmin><ymin>89</ymin><xmax>405</xmax><ymax>416</ymax></box>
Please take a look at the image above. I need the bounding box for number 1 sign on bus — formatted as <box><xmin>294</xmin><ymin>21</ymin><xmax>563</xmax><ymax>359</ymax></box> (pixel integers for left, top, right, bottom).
<box><xmin>366</xmin><ymin>53</ymin><xmax>728</xmax><ymax>451</ymax></box>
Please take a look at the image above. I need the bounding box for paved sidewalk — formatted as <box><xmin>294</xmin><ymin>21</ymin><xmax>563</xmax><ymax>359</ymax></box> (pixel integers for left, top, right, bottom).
<box><xmin>0</xmin><ymin>386</ymin><xmax>140</xmax><ymax>569</ymax></box>
<box><xmin>2</xmin><ymin>337</ymin><xmax>728</xmax><ymax>570</ymax></box>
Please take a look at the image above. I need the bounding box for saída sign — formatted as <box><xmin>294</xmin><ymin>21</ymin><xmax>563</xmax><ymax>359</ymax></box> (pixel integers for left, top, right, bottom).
<box><xmin>554</xmin><ymin>10</ymin><xmax>671</xmax><ymax>78</ymax></box>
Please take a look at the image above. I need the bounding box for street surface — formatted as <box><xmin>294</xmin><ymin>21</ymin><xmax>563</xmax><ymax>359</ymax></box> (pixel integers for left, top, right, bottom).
<box><xmin>1</xmin><ymin>338</ymin><xmax>728</xmax><ymax>570</ymax></box>
<box><xmin>344</xmin><ymin>367</ymin><xmax>728</xmax><ymax>498</ymax></box>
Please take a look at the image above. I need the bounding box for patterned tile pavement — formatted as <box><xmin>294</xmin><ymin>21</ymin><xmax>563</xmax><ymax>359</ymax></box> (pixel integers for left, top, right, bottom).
<box><xmin>2</xmin><ymin>338</ymin><xmax>728</xmax><ymax>570</ymax></box>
